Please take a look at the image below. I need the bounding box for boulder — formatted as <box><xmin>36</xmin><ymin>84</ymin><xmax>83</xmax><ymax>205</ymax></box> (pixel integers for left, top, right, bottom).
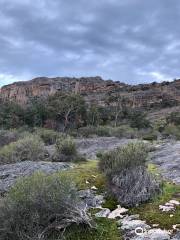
<box><xmin>0</xmin><ymin>161</ymin><xmax>72</xmax><ymax>194</ymax></box>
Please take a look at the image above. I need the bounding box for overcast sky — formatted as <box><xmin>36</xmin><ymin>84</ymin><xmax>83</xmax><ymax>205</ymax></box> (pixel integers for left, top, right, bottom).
<box><xmin>0</xmin><ymin>0</ymin><xmax>180</xmax><ymax>87</ymax></box>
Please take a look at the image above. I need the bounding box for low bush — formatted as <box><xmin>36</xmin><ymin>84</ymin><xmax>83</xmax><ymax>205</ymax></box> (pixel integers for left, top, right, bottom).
<box><xmin>163</xmin><ymin>124</ymin><xmax>180</xmax><ymax>140</ymax></box>
<box><xmin>78</xmin><ymin>126</ymin><xmax>110</xmax><ymax>137</ymax></box>
<box><xmin>110</xmin><ymin>166</ymin><xmax>161</xmax><ymax>207</ymax></box>
<box><xmin>56</xmin><ymin>136</ymin><xmax>77</xmax><ymax>156</ymax></box>
<box><xmin>35</xmin><ymin>128</ymin><xmax>61</xmax><ymax>145</ymax></box>
<box><xmin>142</xmin><ymin>131</ymin><xmax>158</xmax><ymax>141</ymax></box>
<box><xmin>98</xmin><ymin>142</ymin><xmax>161</xmax><ymax>207</ymax></box>
<box><xmin>166</xmin><ymin>111</ymin><xmax>180</xmax><ymax>126</ymax></box>
<box><xmin>0</xmin><ymin>173</ymin><xmax>92</xmax><ymax>240</ymax></box>
<box><xmin>98</xmin><ymin>142</ymin><xmax>148</xmax><ymax>175</ymax></box>
<box><xmin>0</xmin><ymin>129</ymin><xmax>19</xmax><ymax>147</ymax></box>
<box><xmin>111</xmin><ymin>125</ymin><xmax>137</xmax><ymax>138</ymax></box>
<box><xmin>0</xmin><ymin>135</ymin><xmax>45</xmax><ymax>164</ymax></box>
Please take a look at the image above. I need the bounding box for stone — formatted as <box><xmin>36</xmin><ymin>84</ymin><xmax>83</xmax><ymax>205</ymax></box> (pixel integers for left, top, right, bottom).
<box><xmin>95</xmin><ymin>208</ymin><xmax>111</xmax><ymax>218</ymax></box>
<box><xmin>91</xmin><ymin>186</ymin><xmax>98</xmax><ymax>190</ymax></box>
<box><xmin>108</xmin><ymin>206</ymin><xmax>128</xmax><ymax>219</ymax></box>
<box><xmin>159</xmin><ymin>205</ymin><xmax>175</xmax><ymax>212</ymax></box>
<box><xmin>132</xmin><ymin>229</ymin><xmax>170</xmax><ymax>240</ymax></box>
<box><xmin>150</xmin><ymin>141</ymin><xmax>180</xmax><ymax>185</ymax></box>
<box><xmin>169</xmin><ymin>200</ymin><xmax>180</xmax><ymax>206</ymax></box>
<box><xmin>78</xmin><ymin>189</ymin><xmax>104</xmax><ymax>208</ymax></box>
<box><xmin>0</xmin><ymin>161</ymin><xmax>72</xmax><ymax>194</ymax></box>
<box><xmin>120</xmin><ymin>219</ymin><xmax>151</xmax><ymax>231</ymax></box>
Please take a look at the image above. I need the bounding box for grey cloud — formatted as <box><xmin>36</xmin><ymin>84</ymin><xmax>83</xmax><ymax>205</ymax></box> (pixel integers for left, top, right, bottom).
<box><xmin>0</xmin><ymin>0</ymin><xmax>180</xmax><ymax>86</ymax></box>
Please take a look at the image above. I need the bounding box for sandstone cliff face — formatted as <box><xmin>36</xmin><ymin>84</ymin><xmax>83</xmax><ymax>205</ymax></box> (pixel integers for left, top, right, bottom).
<box><xmin>0</xmin><ymin>76</ymin><xmax>180</xmax><ymax>109</ymax></box>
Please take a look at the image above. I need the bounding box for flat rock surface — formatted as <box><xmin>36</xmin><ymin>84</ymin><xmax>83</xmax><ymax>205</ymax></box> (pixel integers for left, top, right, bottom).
<box><xmin>0</xmin><ymin>161</ymin><xmax>72</xmax><ymax>194</ymax></box>
<box><xmin>75</xmin><ymin>137</ymin><xmax>135</xmax><ymax>159</ymax></box>
<box><xmin>150</xmin><ymin>141</ymin><xmax>180</xmax><ymax>184</ymax></box>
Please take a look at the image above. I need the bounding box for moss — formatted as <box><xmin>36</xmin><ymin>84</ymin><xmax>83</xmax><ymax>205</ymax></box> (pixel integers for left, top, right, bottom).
<box><xmin>102</xmin><ymin>195</ymin><xmax>119</xmax><ymax>211</ymax></box>
<box><xmin>59</xmin><ymin>218</ymin><xmax>122</xmax><ymax>240</ymax></box>
<box><xmin>129</xmin><ymin>183</ymin><xmax>180</xmax><ymax>229</ymax></box>
<box><xmin>59</xmin><ymin>160</ymin><xmax>106</xmax><ymax>192</ymax></box>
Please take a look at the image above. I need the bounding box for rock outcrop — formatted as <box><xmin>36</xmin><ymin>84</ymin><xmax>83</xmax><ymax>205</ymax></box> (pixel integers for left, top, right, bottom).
<box><xmin>0</xmin><ymin>76</ymin><xmax>180</xmax><ymax>109</ymax></box>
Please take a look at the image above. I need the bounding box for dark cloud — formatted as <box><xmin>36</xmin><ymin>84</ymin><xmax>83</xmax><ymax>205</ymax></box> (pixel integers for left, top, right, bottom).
<box><xmin>0</xmin><ymin>0</ymin><xmax>180</xmax><ymax>86</ymax></box>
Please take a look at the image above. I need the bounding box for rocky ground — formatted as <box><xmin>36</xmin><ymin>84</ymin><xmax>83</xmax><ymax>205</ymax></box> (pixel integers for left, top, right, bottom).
<box><xmin>80</xmin><ymin>188</ymin><xmax>180</xmax><ymax>240</ymax></box>
<box><xmin>0</xmin><ymin>137</ymin><xmax>179</xmax><ymax>239</ymax></box>
<box><xmin>150</xmin><ymin>140</ymin><xmax>180</xmax><ymax>185</ymax></box>
<box><xmin>75</xmin><ymin>137</ymin><xmax>135</xmax><ymax>159</ymax></box>
<box><xmin>0</xmin><ymin>161</ymin><xmax>72</xmax><ymax>195</ymax></box>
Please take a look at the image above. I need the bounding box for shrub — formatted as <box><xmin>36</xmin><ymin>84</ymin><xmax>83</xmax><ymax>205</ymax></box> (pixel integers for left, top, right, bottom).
<box><xmin>129</xmin><ymin>110</ymin><xmax>150</xmax><ymax>129</ymax></box>
<box><xmin>56</xmin><ymin>136</ymin><xmax>77</xmax><ymax>156</ymax></box>
<box><xmin>163</xmin><ymin>124</ymin><xmax>180</xmax><ymax>140</ymax></box>
<box><xmin>35</xmin><ymin>128</ymin><xmax>61</xmax><ymax>145</ymax></box>
<box><xmin>0</xmin><ymin>173</ymin><xmax>92</xmax><ymax>240</ymax></box>
<box><xmin>110</xmin><ymin>166</ymin><xmax>161</xmax><ymax>207</ymax></box>
<box><xmin>111</xmin><ymin>125</ymin><xmax>137</xmax><ymax>139</ymax></box>
<box><xmin>0</xmin><ymin>129</ymin><xmax>19</xmax><ymax>148</ymax></box>
<box><xmin>166</xmin><ymin>112</ymin><xmax>180</xmax><ymax>125</ymax></box>
<box><xmin>98</xmin><ymin>142</ymin><xmax>161</xmax><ymax>207</ymax></box>
<box><xmin>78</xmin><ymin>126</ymin><xmax>97</xmax><ymax>137</ymax></box>
<box><xmin>95</xmin><ymin>126</ymin><xmax>111</xmax><ymax>136</ymax></box>
<box><xmin>98</xmin><ymin>142</ymin><xmax>148</xmax><ymax>175</ymax></box>
<box><xmin>142</xmin><ymin>131</ymin><xmax>158</xmax><ymax>141</ymax></box>
<box><xmin>0</xmin><ymin>135</ymin><xmax>45</xmax><ymax>164</ymax></box>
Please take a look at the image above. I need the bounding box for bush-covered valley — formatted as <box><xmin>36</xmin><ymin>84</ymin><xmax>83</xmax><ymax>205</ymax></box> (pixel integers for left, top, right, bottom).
<box><xmin>0</xmin><ymin>93</ymin><xmax>179</xmax><ymax>240</ymax></box>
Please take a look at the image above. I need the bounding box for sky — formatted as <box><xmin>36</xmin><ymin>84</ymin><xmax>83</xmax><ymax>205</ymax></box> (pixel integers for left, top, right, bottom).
<box><xmin>0</xmin><ymin>0</ymin><xmax>180</xmax><ymax>87</ymax></box>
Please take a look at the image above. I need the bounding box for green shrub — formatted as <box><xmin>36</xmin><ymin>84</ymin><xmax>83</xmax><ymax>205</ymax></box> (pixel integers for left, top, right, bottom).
<box><xmin>56</xmin><ymin>136</ymin><xmax>77</xmax><ymax>156</ymax></box>
<box><xmin>95</xmin><ymin>126</ymin><xmax>111</xmax><ymax>136</ymax></box>
<box><xmin>98</xmin><ymin>142</ymin><xmax>148</xmax><ymax>175</ymax></box>
<box><xmin>111</xmin><ymin>125</ymin><xmax>137</xmax><ymax>138</ymax></box>
<box><xmin>166</xmin><ymin>111</ymin><xmax>180</xmax><ymax>126</ymax></box>
<box><xmin>142</xmin><ymin>131</ymin><xmax>158</xmax><ymax>141</ymax></box>
<box><xmin>78</xmin><ymin>126</ymin><xmax>97</xmax><ymax>137</ymax></box>
<box><xmin>0</xmin><ymin>129</ymin><xmax>19</xmax><ymax>147</ymax></box>
<box><xmin>163</xmin><ymin>124</ymin><xmax>180</xmax><ymax>140</ymax></box>
<box><xmin>0</xmin><ymin>135</ymin><xmax>45</xmax><ymax>164</ymax></box>
<box><xmin>98</xmin><ymin>143</ymin><xmax>161</xmax><ymax>207</ymax></box>
<box><xmin>0</xmin><ymin>173</ymin><xmax>92</xmax><ymax>240</ymax></box>
<box><xmin>35</xmin><ymin>128</ymin><xmax>61</xmax><ymax>145</ymax></box>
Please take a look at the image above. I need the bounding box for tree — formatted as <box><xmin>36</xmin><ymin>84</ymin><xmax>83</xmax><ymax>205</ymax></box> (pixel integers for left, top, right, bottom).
<box><xmin>24</xmin><ymin>97</ymin><xmax>49</xmax><ymax>127</ymax></box>
<box><xmin>47</xmin><ymin>93</ymin><xmax>87</xmax><ymax>131</ymax></box>
<box><xmin>0</xmin><ymin>100</ymin><xmax>24</xmax><ymax>129</ymax></box>
<box><xmin>106</xmin><ymin>94</ymin><xmax>129</xmax><ymax>127</ymax></box>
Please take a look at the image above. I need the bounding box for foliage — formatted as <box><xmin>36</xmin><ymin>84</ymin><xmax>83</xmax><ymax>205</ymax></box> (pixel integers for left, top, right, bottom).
<box><xmin>109</xmin><ymin>166</ymin><xmax>161</xmax><ymax>207</ymax></box>
<box><xmin>98</xmin><ymin>143</ymin><xmax>161</xmax><ymax>207</ymax></box>
<box><xmin>163</xmin><ymin>124</ymin><xmax>180</xmax><ymax>140</ymax></box>
<box><xmin>35</xmin><ymin>128</ymin><xmax>62</xmax><ymax>145</ymax></box>
<box><xmin>129</xmin><ymin>110</ymin><xmax>150</xmax><ymax>129</ymax></box>
<box><xmin>0</xmin><ymin>100</ymin><xmax>24</xmax><ymax>129</ymax></box>
<box><xmin>98</xmin><ymin>142</ymin><xmax>148</xmax><ymax>175</ymax></box>
<box><xmin>0</xmin><ymin>135</ymin><xmax>45</xmax><ymax>164</ymax></box>
<box><xmin>0</xmin><ymin>173</ymin><xmax>92</xmax><ymax>240</ymax></box>
<box><xmin>24</xmin><ymin>97</ymin><xmax>49</xmax><ymax>127</ymax></box>
<box><xmin>61</xmin><ymin>218</ymin><xmax>121</xmax><ymax>240</ymax></box>
<box><xmin>166</xmin><ymin>111</ymin><xmax>180</xmax><ymax>126</ymax></box>
<box><xmin>0</xmin><ymin>129</ymin><xmax>19</xmax><ymax>148</ymax></box>
<box><xmin>47</xmin><ymin>93</ymin><xmax>87</xmax><ymax>131</ymax></box>
<box><xmin>55</xmin><ymin>136</ymin><xmax>77</xmax><ymax>156</ymax></box>
<box><xmin>142</xmin><ymin>131</ymin><xmax>158</xmax><ymax>141</ymax></box>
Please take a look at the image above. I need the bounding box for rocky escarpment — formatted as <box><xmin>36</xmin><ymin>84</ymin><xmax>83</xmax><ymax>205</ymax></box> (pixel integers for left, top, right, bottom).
<box><xmin>0</xmin><ymin>76</ymin><xmax>180</xmax><ymax>109</ymax></box>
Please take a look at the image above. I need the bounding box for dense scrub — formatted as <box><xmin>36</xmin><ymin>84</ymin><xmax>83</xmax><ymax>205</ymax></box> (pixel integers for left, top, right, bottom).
<box><xmin>0</xmin><ymin>173</ymin><xmax>92</xmax><ymax>240</ymax></box>
<box><xmin>0</xmin><ymin>135</ymin><xmax>45</xmax><ymax>164</ymax></box>
<box><xmin>98</xmin><ymin>143</ymin><xmax>161</xmax><ymax>207</ymax></box>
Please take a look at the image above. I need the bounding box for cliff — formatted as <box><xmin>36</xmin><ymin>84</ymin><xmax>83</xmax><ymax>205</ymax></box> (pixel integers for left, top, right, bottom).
<box><xmin>0</xmin><ymin>76</ymin><xmax>180</xmax><ymax>109</ymax></box>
